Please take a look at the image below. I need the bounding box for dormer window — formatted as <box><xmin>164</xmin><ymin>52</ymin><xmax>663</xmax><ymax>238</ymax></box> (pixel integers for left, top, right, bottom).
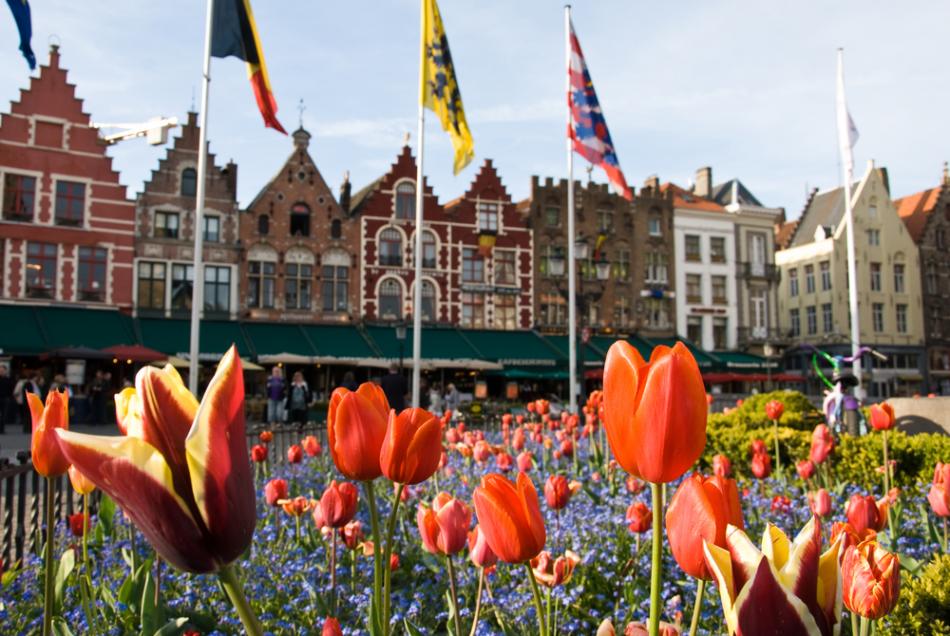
<box><xmin>477</xmin><ymin>202</ymin><xmax>499</xmax><ymax>233</ymax></box>
<box><xmin>395</xmin><ymin>182</ymin><xmax>415</xmax><ymax>219</ymax></box>
<box><xmin>181</xmin><ymin>168</ymin><xmax>197</xmax><ymax>197</ymax></box>
<box><xmin>290</xmin><ymin>203</ymin><xmax>311</xmax><ymax>237</ymax></box>
<box><xmin>257</xmin><ymin>214</ymin><xmax>269</xmax><ymax>235</ymax></box>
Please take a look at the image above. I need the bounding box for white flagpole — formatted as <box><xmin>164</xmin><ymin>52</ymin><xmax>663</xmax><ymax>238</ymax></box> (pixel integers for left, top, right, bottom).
<box><xmin>411</xmin><ymin>1</ymin><xmax>426</xmax><ymax>409</ymax></box>
<box><xmin>187</xmin><ymin>0</ymin><xmax>215</xmax><ymax>395</ymax></box>
<box><xmin>565</xmin><ymin>5</ymin><xmax>578</xmax><ymax>414</ymax></box>
<box><xmin>836</xmin><ymin>48</ymin><xmax>863</xmax><ymax>399</ymax></box>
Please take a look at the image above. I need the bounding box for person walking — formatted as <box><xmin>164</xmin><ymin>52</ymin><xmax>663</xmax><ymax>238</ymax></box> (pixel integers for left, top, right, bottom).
<box><xmin>444</xmin><ymin>383</ymin><xmax>461</xmax><ymax>414</ymax></box>
<box><xmin>87</xmin><ymin>370</ymin><xmax>104</xmax><ymax>425</ymax></box>
<box><xmin>429</xmin><ymin>383</ymin><xmax>443</xmax><ymax>415</ymax></box>
<box><xmin>380</xmin><ymin>362</ymin><xmax>408</xmax><ymax>412</ymax></box>
<box><xmin>285</xmin><ymin>371</ymin><xmax>312</xmax><ymax>429</ymax></box>
<box><xmin>266</xmin><ymin>366</ymin><xmax>286</xmax><ymax>427</ymax></box>
<box><xmin>15</xmin><ymin>372</ymin><xmax>40</xmax><ymax>433</ymax></box>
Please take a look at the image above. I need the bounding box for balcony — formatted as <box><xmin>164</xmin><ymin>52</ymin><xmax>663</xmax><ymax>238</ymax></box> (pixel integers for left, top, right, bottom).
<box><xmin>741</xmin><ymin>262</ymin><xmax>780</xmax><ymax>281</ymax></box>
<box><xmin>737</xmin><ymin>326</ymin><xmax>789</xmax><ymax>346</ymax></box>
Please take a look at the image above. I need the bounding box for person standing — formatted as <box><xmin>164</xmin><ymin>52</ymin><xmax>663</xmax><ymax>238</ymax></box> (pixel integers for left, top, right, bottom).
<box><xmin>16</xmin><ymin>372</ymin><xmax>40</xmax><ymax>433</ymax></box>
<box><xmin>380</xmin><ymin>363</ymin><xmax>408</xmax><ymax>412</ymax></box>
<box><xmin>88</xmin><ymin>370</ymin><xmax>104</xmax><ymax>425</ymax></box>
<box><xmin>285</xmin><ymin>371</ymin><xmax>312</xmax><ymax>429</ymax></box>
<box><xmin>341</xmin><ymin>370</ymin><xmax>359</xmax><ymax>392</ymax></box>
<box><xmin>266</xmin><ymin>366</ymin><xmax>286</xmax><ymax>426</ymax></box>
<box><xmin>444</xmin><ymin>383</ymin><xmax>461</xmax><ymax>414</ymax></box>
<box><xmin>0</xmin><ymin>366</ymin><xmax>12</xmax><ymax>433</ymax></box>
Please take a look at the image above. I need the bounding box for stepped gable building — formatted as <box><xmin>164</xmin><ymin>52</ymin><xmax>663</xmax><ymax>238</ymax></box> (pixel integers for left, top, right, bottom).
<box><xmin>776</xmin><ymin>162</ymin><xmax>925</xmax><ymax>397</ymax></box>
<box><xmin>0</xmin><ymin>46</ymin><xmax>135</xmax><ymax>308</ymax></box>
<box><xmin>522</xmin><ymin>176</ymin><xmax>676</xmax><ymax>336</ymax></box>
<box><xmin>239</xmin><ymin>127</ymin><xmax>359</xmax><ymax>322</ymax></box>
<box><xmin>894</xmin><ymin>165</ymin><xmax>950</xmax><ymax>394</ymax></box>
<box><xmin>709</xmin><ymin>172</ymin><xmax>785</xmax><ymax>354</ymax></box>
<box><xmin>134</xmin><ymin>112</ymin><xmax>241</xmax><ymax>319</ymax></box>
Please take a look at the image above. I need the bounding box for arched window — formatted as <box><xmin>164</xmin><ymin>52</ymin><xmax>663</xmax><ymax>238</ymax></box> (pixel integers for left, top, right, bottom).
<box><xmin>290</xmin><ymin>203</ymin><xmax>310</xmax><ymax>237</ymax></box>
<box><xmin>422</xmin><ymin>230</ymin><xmax>437</xmax><ymax>268</ymax></box>
<box><xmin>379</xmin><ymin>228</ymin><xmax>403</xmax><ymax>266</ymax></box>
<box><xmin>378</xmin><ymin>278</ymin><xmax>402</xmax><ymax>319</ymax></box>
<box><xmin>421</xmin><ymin>280</ymin><xmax>436</xmax><ymax>322</ymax></box>
<box><xmin>395</xmin><ymin>182</ymin><xmax>415</xmax><ymax>219</ymax></box>
<box><xmin>181</xmin><ymin>168</ymin><xmax>197</xmax><ymax>197</ymax></box>
<box><xmin>257</xmin><ymin>214</ymin><xmax>269</xmax><ymax>235</ymax></box>
<box><xmin>331</xmin><ymin>218</ymin><xmax>342</xmax><ymax>239</ymax></box>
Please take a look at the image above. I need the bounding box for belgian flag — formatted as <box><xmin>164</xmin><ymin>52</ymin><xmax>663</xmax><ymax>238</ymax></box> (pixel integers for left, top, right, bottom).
<box><xmin>211</xmin><ymin>0</ymin><xmax>286</xmax><ymax>134</ymax></box>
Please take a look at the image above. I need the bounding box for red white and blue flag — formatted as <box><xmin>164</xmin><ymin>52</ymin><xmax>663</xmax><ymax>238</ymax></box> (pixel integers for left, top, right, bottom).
<box><xmin>568</xmin><ymin>20</ymin><xmax>632</xmax><ymax>200</ymax></box>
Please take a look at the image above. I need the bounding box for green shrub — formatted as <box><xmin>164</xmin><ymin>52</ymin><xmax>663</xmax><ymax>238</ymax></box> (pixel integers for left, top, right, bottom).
<box><xmin>879</xmin><ymin>553</ymin><xmax>950</xmax><ymax>635</ymax></box>
<box><xmin>701</xmin><ymin>415</ymin><xmax>811</xmax><ymax>478</ymax></box>
<box><xmin>714</xmin><ymin>390</ymin><xmax>823</xmax><ymax>432</ymax></box>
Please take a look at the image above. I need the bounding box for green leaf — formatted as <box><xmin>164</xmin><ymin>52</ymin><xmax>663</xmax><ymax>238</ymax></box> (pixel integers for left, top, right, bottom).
<box><xmin>140</xmin><ymin>565</ymin><xmax>166</xmax><ymax>636</ymax></box>
<box><xmin>118</xmin><ymin>557</ymin><xmax>154</xmax><ymax>616</ymax></box>
<box><xmin>50</xmin><ymin>616</ymin><xmax>75</xmax><ymax>636</ymax></box>
<box><xmin>1</xmin><ymin>567</ymin><xmax>20</xmax><ymax>588</ymax></box>
<box><xmin>98</xmin><ymin>494</ymin><xmax>116</xmax><ymax>537</ymax></box>
<box><xmin>53</xmin><ymin>548</ymin><xmax>76</xmax><ymax>614</ymax></box>
<box><xmin>583</xmin><ymin>482</ymin><xmax>602</xmax><ymax>505</ymax></box>
<box><xmin>899</xmin><ymin>552</ymin><xmax>923</xmax><ymax>577</ymax></box>
<box><xmin>152</xmin><ymin>617</ymin><xmax>189</xmax><ymax>636</ymax></box>
<box><xmin>403</xmin><ymin>618</ymin><xmax>425</xmax><ymax>636</ymax></box>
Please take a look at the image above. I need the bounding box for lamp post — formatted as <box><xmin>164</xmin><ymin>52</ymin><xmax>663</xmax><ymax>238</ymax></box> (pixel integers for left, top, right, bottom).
<box><xmin>763</xmin><ymin>342</ymin><xmax>774</xmax><ymax>391</ymax></box>
<box><xmin>395</xmin><ymin>322</ymin><xmax>407</xmax><ymax>374</ymax></box>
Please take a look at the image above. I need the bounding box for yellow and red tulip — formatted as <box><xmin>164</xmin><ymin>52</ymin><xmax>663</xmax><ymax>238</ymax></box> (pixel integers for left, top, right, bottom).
<box><xmin>28</xmin><ymin>390</ymin><xmax>70</xmax><ymax>477</ymax></box>
<box><xmin>530</xmin><ymin>549</ymin><xmax>580</xmax><ymax>587</ymax></box>
<box><xmin>602</xmin><ymin>341</ymin><xmax>707</xmax><ymax>483</ymax></box>
<box><xmin>67</xmin><ymin>465</ymin><xmax>96</xmax><ymax>495</ymax></box>
<box><xmin>842</xmin><ymin>538</ymin><xmax>900</xmax><ymax>620</ymax></box>
<box><xmin>55</xmin><ymin>346</ymin><xmax>256</xmax><ymax>574</ymax></box>
<box><xmin>703</xmin><ymin>516</ymin><xmax>843</xmax><ymax>636</ymax></box>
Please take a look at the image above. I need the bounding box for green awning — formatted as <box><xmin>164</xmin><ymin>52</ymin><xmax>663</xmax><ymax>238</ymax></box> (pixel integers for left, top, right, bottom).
<box><xmin>536</xmin><ymin>335</ymin><xmax>605</xmax><ymax>365</ymax></box>
<box><xmin>0</xmin><ymin>304</ymin><xmax>47</xmax><ymax>354</ymax></box>
<box><xmin>138</xmin><ymin>318</ymin><xmax>250</xmax><ymax>360</ymax></box>
<box><xmin>460</xmin><ymin>329</ymin><xmax>563</xmax><ymax>366</ymax></box>
<box><xmin>488</xmin><ymin>366</ymin><xmax>570</xmax><ymax>380</ymax></box>
<box><xmin>40</xmin><ymin>307</ymin><xmax>136</xmax><ymax>350</ymax></box>
<box><xmin>303</xmin><ymin>324</ymin><xmax>377</xmax><ymax>361</ymax></box>
<box><xmin>243</xmin><ymin>322</ymin><xmax>315</xmax><ymax>358</ymax></box>
<box><xmin>362</xmin><ymin>325</ymin><xmax>494</xmax><ymax>368</ymax></box>
<box><xmin>712</xmin><ymin>350</ymin><xmax>779</xmax><ymax>372</ymax></box>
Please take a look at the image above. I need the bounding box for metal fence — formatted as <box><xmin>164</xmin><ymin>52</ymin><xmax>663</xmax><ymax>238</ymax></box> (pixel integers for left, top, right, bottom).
<box><xmin>0</xmin><ymin>424</ymin><xmax>325</xmax><ymax>567</ymax></box>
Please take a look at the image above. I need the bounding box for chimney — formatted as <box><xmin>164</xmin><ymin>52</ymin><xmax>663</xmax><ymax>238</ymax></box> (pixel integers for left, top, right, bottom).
<box><xmin>643</xmin><ymin>175</ymin><xmax>659</xmax><ymax>191</ymax></box>
<box><xmin>878</xmin><ymin>166</ymin><xmax>890</xmax><ymax>194</ymax></box>
<box><xmin>694</xmin><ymin>166</ymin><xmax>712</xmax><ymax>198</ymax></box>
<box><xmin>222</xmin><ymin>160</ymin><xmax>238</xmax><ymax>198</ymax></box>
<box><xmin>339</xmin><ymin>171</ymin><xmax>352</xmax><ymax>212</ymax></box>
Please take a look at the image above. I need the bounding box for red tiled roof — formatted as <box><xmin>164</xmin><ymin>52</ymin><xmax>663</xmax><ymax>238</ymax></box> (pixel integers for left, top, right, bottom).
<box><xmin>775</xmin><ymin>219</ymin><xmax>799</xmax><ymax>249</ymax></box>
<box><xmin>659</xmin><ymin>182</ymin><xmax>724</xmax><ymax>213</ymax></box>
<box><xmin>894</xmin><ymin>187</ymin><xmax>942</xmax><ymax>243</ymax></box>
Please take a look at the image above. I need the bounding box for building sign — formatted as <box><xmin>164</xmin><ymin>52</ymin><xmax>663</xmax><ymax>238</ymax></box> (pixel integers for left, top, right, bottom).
<box><xmin>689</xmin><ymin>307</ymin><xmax>728</xmax><ymax>315</ymax></box>
<box><xmin>497</xmin><ymin>358</ymin><xmax>556</xmax><ymax>367</ymax></box>
<box><xmin>65</xmin><ymin>359</ymin><xmax>86</xmax><ymax>385</ymax></box>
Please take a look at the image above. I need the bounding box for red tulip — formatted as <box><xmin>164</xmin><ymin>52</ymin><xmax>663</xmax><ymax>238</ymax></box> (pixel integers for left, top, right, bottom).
<box><xmin>831</xmin><ymin>521</ymin><xmax>877</xmax><ymax>552</ymax></box>
<box><xmin>665</xmin><ymin>473</ymin><xmax>743</xmax><ymax>579</ymax></box>
<box><xmin>512</xmin><ymin>428</ymin><xmax>525</xmax><ymax>451</ymax></box>
<box><xmin>927</xmin><ymin>462</ymin><xmax>950</xmax><ymax>517</ymax></box>
<box><xmin>602</xmin><ymin>341</ymin><xmax>707</xmax><ymax>483</ymax></box>
<box><xmin>751</xmin><ymin>452</ymin><xmax>772</xmax><ymax>479</ymax></box>
<box><xmin>281</xmin><ymin>496</ymin><xmax>311</xmax><ymax>517</ymax></box>
<box><xmin>809</xmin><ymin>424</ymin><xmax>834</xmax><ymax>465</ymax></box>
<box><xmin>845</xmin><ymin>493</ymin><xmax>889</xmax><ymax>533</ymax></box>
<box><xmin>259</xmin><ymin>430</ymin><xmax>273</xmax><ymax>444</ymax></box>
<box><xmin>315</xmin><ymin>481</ymin><xmax>359</xmax><ymax>529</ymax></box>
<box><xmin>322</xmin><ymin>616</ymin><xmax>343</xmax><ymax>636</ymax></box>
<box><xmin>250</xmin><ymin>444</ymin><xmax>267</xmax><ymax>463</ymax></box>
<box><xmin>389</xmin><ymin>553</ymin><xmax>400</xmax><ymax>571</ymax></box>
<box><xmin>808</xmin><ymin>489</ymin><xmax>832</xmax><ymax>517</ymax></box>
<box><xmin>416</xmin><ymin>492</ymin><xmax>471</xmax><ymax>555</ymax></box>
<box><xmin>380</xmin><ymin>407</ymin><xmax>442</xmax><ymax>485</ymax></box>
<box><xmin>496</xmin><ymin>451</ymin><xmax>513</xmax><ymax>473</ymax></box>
<box><xmin>625</xmin><ymin>501</ymin><xmax>652</xmax><ymax>533</ymax></box>
<box><xmin>302</xmin><ymin>435</ymin><xmax>322</xmax><ymax>457</ymax></box>
<box><xmin>264</xmin><ymin>478</ymin><xmax>288</xmax><ymax>507</ymax></box>
<box><xmin>530</xmin><ymin>550</ymin><xmax>580</xmax><ymax>587</ymax></box>
<box><xmin>472</xmin><ymin>472</ymin><xmax>546</xmax><ymax>563</ymax></box>
<box><xmin>287</xmin><ymin>444</ymin><xmax>303</xmax><ymax>464</ymax></box>
<box><xmin>544</xmin><ymin>475</ymin><xmax>572</xmax><ymax>510</ymax></box>
<box><xmin>712</xmin><ymin>454</ymin><xmax>732</xmax><ymax>478</ymax></box>
<box><xmin>559</xmin><ymin>438</ymin><xmax>574</xmax><ymax>458</ymax></box>
<box><xmin>473</xmin><ymin>440</ymin><xmax>492</xmax><ymax>463</ymax></box>
<box><xmin>770</xmin><ymin>495</ymin><xmax>792</xmax><ymax>513</ymax></box>
<box><xmin>468</xmin><ymin>525</ymin><xmax>498</xmax><ymax>568</ymax></box>
<box><xmin>624</xmin><ymin>622</ymin><xmax>681</xmax><ymax>636</ymax></box>
<box><xmin>502</xmin><ymin>413</ymin><xmax>513</xmax><ymax>427</ymax></box>
<box><xmin>750</xmin><ymin>439</ymin><xmax>767</xmax><ymax>456</ymax></box>
<box><xmin>765</xmin><ymin>400</ymin><xmax>784</xmax><ymax>421</ymax></box>
<box><xmin>69</xmin><ymin>512</ymin><xmax>90</xmax><ymax>537</ymax></box>
<box><xmin>868</xmin><ymin>403</ymin><xmax>895</xmax><ymax>432</ymax></box>
<box><xmin>842</xmin><ymin>539</ymin><xmax>900</xmax><ymax>619</ymax></box>
<box><xmin>515</xmin><ymin>415</ymin><xmax>525</xmax><ymax>425</ymax></box>
<box><xmin>517</xmin><ymin>451</ymin><xmax>534</xmax><ymax>473</ymax></box>
<box><xmin>535</xmin><ymin>400</ymin><xmax>550</xmax><ymax>415</ymax></box>
<box><xmin>56</xmin><ymin>347</ymin><xmax>255</xmax><ymax>574</ymax></box>
<box><xmin>327</xmin><ymin>382</ymin><xmax>390</xmax><ymax>481</ymax></box>
<box><xmin>526</xmin><ymin>402</ymin><xmax>536</xmax><ymax>414</ymax></box>
<box><xmin>28</xmin><ymin>390</ymin><xmax>70</xmax><ymax>477</ymax></box>
<box><xmin>796</xmin><ymin>459</ymin><xmax>815</xmax><ymax>481</ymax></box>
<box><xmin>342</xmin><ymin>520</ymin><xmax>363</xmax><ymax>550</ymax></box>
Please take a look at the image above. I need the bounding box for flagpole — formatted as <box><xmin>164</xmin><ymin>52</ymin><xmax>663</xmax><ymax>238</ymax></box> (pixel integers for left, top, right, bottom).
<box><xmin>188</xmin><ymin>0</ymin><xmax>215</xmax><ymax>395</ymax></box>
<box><xmin>565</xmin><ymin>5</ymin><xmax>578</xmax><ymax>415</ymax></box>
<box><xmin>411</xmin><ymin>0</ymin><xmax>427</xmax><ymax>409</ymax></box>
<box><xmin>837</xmin><ymin>48</ymin><xmax>863</xmax><ymax>400</ymax></box>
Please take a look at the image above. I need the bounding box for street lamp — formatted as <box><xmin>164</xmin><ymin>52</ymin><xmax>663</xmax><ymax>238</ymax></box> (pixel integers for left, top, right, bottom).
<box><xmin>574</xmin><ymin>236</ymin><xmax>589</xmax><ymax>262</ymax></box>
<box><xmin>595</xmin><ymin>255</ymin><xmax>611</xmax><ymax>282</ymax></box>
<box><xmin>395</xmin><ymin>322</ymin><xmax>407</xmax><ymax>373</ymax></box>
<box><xmin>547</xmin><ymin>249</ymin><xmax>566</xmax><ymax>277</ymax></box>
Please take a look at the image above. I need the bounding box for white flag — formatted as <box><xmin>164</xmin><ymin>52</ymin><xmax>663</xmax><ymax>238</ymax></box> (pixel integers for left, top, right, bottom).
<box><xmin>836</xmin><ymin>48</ymin><xmax>859</xmax><ymax>177</ymax></box>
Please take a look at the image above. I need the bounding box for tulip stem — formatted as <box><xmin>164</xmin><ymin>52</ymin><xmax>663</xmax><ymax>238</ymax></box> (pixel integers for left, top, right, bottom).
<box><xmin>859</xmin><ymin>616</ymin><xmax>869</xmax><ymax>636</ymax></box>
<box><xmin>943</xmin><ymin>517</ymin><xmax>948</xmax><ymax>554</ymax></box>
<box><xmin>688</xmin><ymin>578</ymin><xmax>706</xmax><ymax>636</ymax></box>
<box><xmin>446</xmin><ymin>555</ymin><xmax>463</xmax><ymax>636</ymax></box>
<box><xmin>365</xmin><ymin>480</ymin><xmax>384</xmax><ymax>635</ymax></box>
<box><xmin>218</xmin><ymin>563</ymin><xmax>263</xmax><ymax>636</ymax></box>
<box><xmin>485</xmin><ymin>575</ymin><xmax>509</xmax><ymax>634</ymax></box>
<box><xmin>649</xmin><ymin>481</ymin><xmax>663</xmax><ymax>636</ymax></box>
<box><xmin>42</xmin><ymin>476</ymin><xmax>55</xmax><ymax>636</ymax></box>
<box><xmin>881</xmin><ymin>429</ymin><xmax>890</xmax><ymax>494</ymax></box>
<box><xmin>851</xmin><ymin>611</ymin><xmax>859</xmax><ymax>636</ymax></box>
<box><xmin>383</xmin><ymin>482</ymin><xmax>405</xmax><ymax>634</ymax></box>
<box><xmin>525</xmin><ymin>561</ymin><xmax>548</xmax><ymax>636</ymax></box>
<box><xmin>330</xmin><ymin>530</ymin><xmax>338</xmax><ymax>614</ymax></box>
<box><xmin>469</xmin><ymin>567</ymin><xmax>485</xmax><ymax>636</ymax></box>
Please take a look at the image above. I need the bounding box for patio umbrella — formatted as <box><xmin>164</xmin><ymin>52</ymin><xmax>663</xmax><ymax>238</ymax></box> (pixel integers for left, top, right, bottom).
<box><xmin>102</xmin><ymin>344</ymin><xmax>167</xmax><ymax>362</ymax></box>
<box><xmin>42</xmin><ymin>346</ymin><xmax>112</xmax><ymax>360</ymax></box>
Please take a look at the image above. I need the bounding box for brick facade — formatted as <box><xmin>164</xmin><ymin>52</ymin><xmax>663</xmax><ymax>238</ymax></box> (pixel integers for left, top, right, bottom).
<box><xmin>0</xmin><ymin>46</ymin><xmax>135</xmax><ymax>309</ymax></box>
<box><xmin>134</xmin><ymin>112</ymin><xmax>241</xmax><ymax>319</ymax></box>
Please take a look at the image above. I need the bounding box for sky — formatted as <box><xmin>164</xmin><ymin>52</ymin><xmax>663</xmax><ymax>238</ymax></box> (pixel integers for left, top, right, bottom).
<box><xmin>2</xmin><ymin>1</ymin><xmax>948</xmax><ymax>217</ymax></box>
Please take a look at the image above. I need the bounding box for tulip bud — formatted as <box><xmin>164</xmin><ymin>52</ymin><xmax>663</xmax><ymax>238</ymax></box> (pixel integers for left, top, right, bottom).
<box><xmin>795</xmin><ymin>459</ymin><xmax>815</xmax><ymax>481</ymax></box>
<box><xmin>496</xmin><ymin>451</ymin><xmax>513</xmax><ymax>473</ymax></box>
<box><xmin>264</xmin><ymin>478</ymin><xmax>288</xmax><ymax>507</ymax></box>
<box><xmin>927</xmin><ymin>462</ymin><xmax>950</xmax><ymax>517</ymax></box>
<box><xmin>751</xmin><ymin>452</ymin><xmax>772</xmax><ymax>479</ymax></box>
<box><xmin>322</xmin><ymin>616</ymin><xmax>343</xmax><ymax>636</ymax></box>
<box><xmin>750</xmin><ymin>439</ymin><xmax>767</xmax><ymax>456</ymax></box>
<box><xmin>517</xmin><ymin>451</ymin><xmax>534</xmax><ymax>473</ymax></box>
<box><xmin>259</xmin><ymin>430</ymin><xmax>274</xmax><ymax>444</ymax></box>
<box><xmin>473</xmin><ymin>472</ymin><xmax>546</xmax><ymax>563</ymax></box>
<box><xmin>302</xmin><ymin>435</ymin><xmax>322</xmax><ymax>457</ymax></box>
<box><xmin>69</xmin><ymin>512</ymin><xmax>90</xmax><ymax>537</ymax></box>
<box><xmin>316</xmin><ymin>481</ymin><xmax>359</xmax><ymax>529</ymax></box>
<box><xmin>544</xmin><ymin>475</ymin><xmax>572</xmax><ymax>510</ymax></box>
<box><xmin>765</xmin><ymin>399</ymin><xmax>784</xmax><ymax>421</ymax></box>
<box><xmin>342</xmin><ymin>520</ymin><xmax>364</xmax><ymax>550</ymax></box>
<box><xmin>416</xmin><ymin>493</ymin><xmax>471</xmax><ymax>556</ymax></box>
<box><xmin>666</xmin><ymin>473</ymin><xmax>743</xmax><ymax>579</ymax></box>
<box><xmin>287</xmin><ymin>444</ymin><xmax>303</xmax><ymax>464</ymax></box>
<box><xmin>808</xmin><ymin>489</ymin><xmax>832</xmax><ymax>517</ymax></box>
<box><xmin>468</xmin><ymin>525</ymin><xmax>498</xmax><ymax>568</ymax></box>
<box><xmin>380</xmin><ymin>407</ymin><xmax>442</xmax><ymax>485</ymax></box>
<box><xmin>846</xmin><ymin>493</ymin><xmax>888</xmax><ymax>533</ymax></box>
<box><xmin>68</xmin><ymin>465</ymin><xmax>96</xmax><ymax>495</ymax></box>
<box><xmin>712</xmin><ymin>454</ymin><xmax>732</xmax><ymax>478</ymax></box>
<box><xmin>868</xmin><ymin>402</ymin><xmax>895</xmax><ymax>431</ymax></box>
<box><xmin>250</xmin><ymin>444</ymin><xmax>267</xmax><ymax>463</ymax></box>
<box><xmin>842</xmin><ymin>539</ymin><xmax>900</xmax><ymax>619</ymax></box>
<box><xmin>28</xmin><ymin>391</ymin><xmax>70</xmax><ymax>477</ymax></box>
<box><xmin>625</xmin><ymin>501</ymin><xmax>652</xmax><ymax>534</ymax></box>
<box><xmin>596</xmin><ymin>618</ymin><xmax>616</xmax><ymax>636</ymax></box>
<box><xmin>810</xmin><ymin>424</ymin><xmax>834</xmax><ymax>464</ymax></box>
